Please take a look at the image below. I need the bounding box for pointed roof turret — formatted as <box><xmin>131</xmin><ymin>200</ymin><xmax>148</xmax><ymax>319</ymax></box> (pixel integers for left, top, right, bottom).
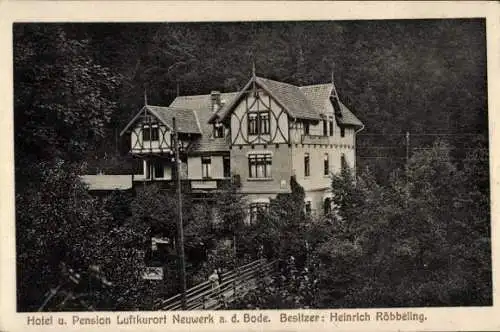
<box><xmin>330</xmin><ymin>68</ymin><xmax>343</xmax><ymax>117</ymax></box>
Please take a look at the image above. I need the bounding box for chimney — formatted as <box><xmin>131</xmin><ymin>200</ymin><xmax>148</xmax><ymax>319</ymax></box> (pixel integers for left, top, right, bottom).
<box><xmin>211</xmin><ymin>91</ymin><xmax>221</xmax><ymax>112</ymax></box>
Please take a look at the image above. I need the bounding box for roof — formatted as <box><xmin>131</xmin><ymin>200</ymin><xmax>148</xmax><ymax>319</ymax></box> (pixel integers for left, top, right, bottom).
<box><xmin>300</xmin><ymin>83</ymin><xmax>363</xmax><ymax>128</ymax></box>
<box><xmin>299</xmin><ymin>83</ymin><xmax>332</xmax><ymax>114</ymax></box>
<box><xmin>336</xmin><ymin>101</ymin><xmax>364</xmax><ymax>128</ymax></box>
<box><xmin>170</xmin><ymin>93</ymin><xmax>239</xmax><ymax>153</ymax></box>
<box><xmin>145</xmin><ymin>105</ymin><xmax>201</xmax><ymax>134</ymax></box>
<box><xmin>120</xmin><ymin>105</ymin><xmax>201</xmax><ymax>136</ymax></box>
<box><xmin>210</xmin><ymin>76</ymin><xmax>363</xmax><ymax>129</ymax></box>
<box><xmin>212</xmin><ymin>76</ymin><xmax>323</xmax><ymax>123</ymax></box>
<box><xmin>133</xmin><ymin>76</ymin><xmax>363</xmax><ymax>152</ymax></box>
<box><xmin>257</xmin><ymin>77</ymin><xmax>321</xmax><ymax>120</ymax></box>
<box><xmin>80</xmin><ymin>175</ymin><xmax>133</xmax><ymax>191</ymax></box>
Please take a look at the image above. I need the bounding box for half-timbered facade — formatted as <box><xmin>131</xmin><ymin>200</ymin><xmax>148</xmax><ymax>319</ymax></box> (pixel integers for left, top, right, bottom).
<box><xmin>120</xmin><ymin>73</ymin><xmax>364</xmax><ymax>219</ymax></box>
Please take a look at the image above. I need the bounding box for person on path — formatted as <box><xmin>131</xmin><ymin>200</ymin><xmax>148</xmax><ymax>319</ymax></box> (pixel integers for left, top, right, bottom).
<box><xmin>209</xmin><ymin>269</ymin><xmax>219</xmax><ymax>299</ymax></box>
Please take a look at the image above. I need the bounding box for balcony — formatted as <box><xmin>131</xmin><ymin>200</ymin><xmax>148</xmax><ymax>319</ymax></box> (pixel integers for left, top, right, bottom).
<box><xmin>301</xmin><ymin>134</ymin><xmax>330</xmax><ymax>145</ymax></box>
<box><xmin>132</xmin><ymin>176</ymin><xmax>231</xmax><ymax>192</ymax></box>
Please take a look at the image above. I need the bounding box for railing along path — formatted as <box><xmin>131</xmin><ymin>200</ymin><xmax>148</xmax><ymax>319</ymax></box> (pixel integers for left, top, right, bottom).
<box><xmin>154</xmin><ymin>259</ymin><xmax>277</xmax><ymax>310</ymax></box>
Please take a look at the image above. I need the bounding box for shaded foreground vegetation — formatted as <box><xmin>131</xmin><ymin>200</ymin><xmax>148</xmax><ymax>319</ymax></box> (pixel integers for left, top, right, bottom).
<box><xmin>16</xmin><ymin>141</ymin><xmax>491</xmax><ymax>310</ymax></box>
<box><xmin>231</xmin><ymin>142</ymin><xmax>491</xmax><ymax>308</ymax></box>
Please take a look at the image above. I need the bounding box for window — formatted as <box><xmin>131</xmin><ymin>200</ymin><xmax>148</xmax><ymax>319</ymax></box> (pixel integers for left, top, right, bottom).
<box><xmin>259</xmin><ymin>112</ymin><xmax>270</xmax><ymax>134</ymax></box>
<box><xmin>248</xmin><ymin>111</ymin><xmax>270</xmax><ymax>135</ymax></box>
<box><xmin>304</xmin><ymin>201</ymin><xmax>312</xmax><ymax>216</ymax></box>
<box><xmin>329</xmin><ymin>119</ymin><xmax>334</xmax><ymax>136</ymax></box>
<box><xmin>304</xmin><ymin>122</ymin><xmax>310</xmax><ymax>135</ymax></box>
<box><xmin>214</xmin><ymin>123</ymin><xmax>224</xmax><ymax>138</ymax></box>
<box><xmin>323</xmin><ymin>120</ymin><xmax>328</xmax><ymax>136</ymax></box>
<box><xmin>145</xmin><ymin>160</ymin><xmax>165</xmax><ymax>180</ymax></box>
<box><xmin>340</xmin><ymin>127</ymin><xmax>345</xmax><ymax>138</ymax></box>
<box><xmin>151</xmin><ymin>127</ymin><xmax>159</xmax><ymax>141</ymax></box>
<box><xmin>248</xmin><ymin>153</ymin><xmax>272</xmax><ymax>178</ymax></box>
<box><xmin>202</xmin><ymin>157</ymin><xmax>211</xmax><ymax>179</ymax></box>
<box><xmin>142</xmin><ymin>126</ymin><xmax>150</xmax><ymax>141</ymax></box>
<box><xmin>145</xmin><ymin>161</ymin><xmax>151</xmax><ymax>179</ymax></box>
<box><xmin>154</xmin><ymin>161</ymin><xmax>164</xmax><ymax>178</ymax></box>
<box><xmin>324</xmin><ymin>153</ymin><xmax>329</xmax><ymax>175</ymax></box>
<box><xmin>142</xmin><ymin>126</ymin><xmax>159</xmax><ymax>141</ymax></box>
<box><xmin>341</xmin><ymin>153</ymin><xmax>347</xmax><ymax>170</ymax></box>
<box><xmin>249</xmin><ymin>202</ymin><xmax>269</xmax><ymax>224</ymax></box>
<box><xmin>223</xmin><ymin>156</ymin><xmax>231</xmax><ymax>178</ymax></box>
<box><xmin>304</xmin><ymin>153</ymin><xmax>310</xmax><ymax>177</ymax></box>
<box><xmin>248</xmin><ymin>113</ymin><xmax>258</xmax><ymax>135</ymax></box>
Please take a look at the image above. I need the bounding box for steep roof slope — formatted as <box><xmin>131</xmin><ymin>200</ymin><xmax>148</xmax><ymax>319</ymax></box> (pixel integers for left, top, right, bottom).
<box><xmin>299</xmin><ymin>83</ymin><xmax>332</xmax><ymax>115</ymax></box>
<box><xmin>145</xmin><ymin>105</ymin><xmax>202</xmax><ymax>134</ymax></box>
<box><xmin>256</xmin><ymin>77</ymin><xmax>320</xmax><ymax>120</ymax></box>
<box><xmin>170</xmin><ymin>93</ymin><xmax>238</xmax><ymax>152</ymax></box>
<box><xmin>300</xmin><ymin>83</ymin><xmax>364</xmax><ymax>128</ymax></box>
<box><xmin>335</xmin><ymin>102</ymin><xmax>364</xmax><ymax>128</ymax></box>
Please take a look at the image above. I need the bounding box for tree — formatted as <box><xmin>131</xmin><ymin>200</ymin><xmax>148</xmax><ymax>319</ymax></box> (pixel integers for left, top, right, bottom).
<box><xmin>311</xmin><ymin>141</ymin><xmax>491</xmax><ymax>308</ymax></box>
<box><xmin>14</xmin><ymin>24</ymin><xmax>121</xmax><ymax>181</ymax></box>
<box><xmin>392</xmin><ymin>141</ymin><xmax>491</xmax><ymax>306</ymax></box>
<box><xmin>229</xmin><ymin>178</ymin><xmax>322</xmax><ymax>309</ymax></box>
<box><xmin>189</xmin><ymin>184</ymin><xmax>248</xmax><ymax>283</ymax></box>
<box><xmin>14</xmin><ymin>24</ymin><xmax>123</xmax><ymax>311</ymax></box>
<box><xmin>236</xmin><ymin>176</ymin><xmax>309</xmax><ymax>263</ymax></box>
<box><xmin>16</xmin><ymin>161</ymin><xmax>113</xmax><ymax>310</ymax></box>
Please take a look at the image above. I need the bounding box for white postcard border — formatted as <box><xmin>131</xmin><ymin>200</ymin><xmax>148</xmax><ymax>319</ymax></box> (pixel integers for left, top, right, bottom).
<box><xmin>1</xmin><ymin>1</ymin><xmax>499</xmax><ymax>331</ymax></box>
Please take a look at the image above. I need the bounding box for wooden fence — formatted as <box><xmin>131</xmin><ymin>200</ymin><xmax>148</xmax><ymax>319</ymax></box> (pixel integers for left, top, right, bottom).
<box><xmin>154</xmin><ymin>259</ymin><xmax>277</xmax><ymax>310</ymax></box>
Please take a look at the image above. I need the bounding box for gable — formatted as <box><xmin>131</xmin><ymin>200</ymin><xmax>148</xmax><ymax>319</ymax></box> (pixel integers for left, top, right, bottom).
<box><xmin>230</xmin><ymin>88</ymin><xmax>289</xmax><ymax>145</ymax></box>
<box><xmin>120</xmin><ymin>106</ymin><xmax>165</xmax><ymax>136</ymax></box>
<box><xmin>210</xmin><ymin>76</ymin><xmax>322</xmax><ymax>124</ymax></box>
<box><xmin>120</xmin><ymin>105</ymin><xmax>201</xmax><ymax>136</ymax></box>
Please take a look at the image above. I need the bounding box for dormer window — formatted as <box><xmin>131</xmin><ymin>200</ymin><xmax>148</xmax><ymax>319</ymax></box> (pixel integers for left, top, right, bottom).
<box><xmin>213</xmin><ymin>123</ymin><xmax>224</xmax><ymax>138</ymax></box>
<box><xmin>143</xmin><ymin>125</ymin><xmax>159</xmax><ymax>141</ymax></box>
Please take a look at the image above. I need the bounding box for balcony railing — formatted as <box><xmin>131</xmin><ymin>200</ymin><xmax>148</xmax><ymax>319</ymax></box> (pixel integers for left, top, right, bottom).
<box><xmin>132</xmin><ymin>176</ymin><xmax>231</xmax><ymax>191</ymax></box>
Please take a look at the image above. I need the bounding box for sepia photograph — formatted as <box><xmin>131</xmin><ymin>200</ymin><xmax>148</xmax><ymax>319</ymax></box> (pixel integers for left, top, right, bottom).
<box><xmin>11</xmin><ymin>14</ymin><xmax>491</xmax><ymax>320</ymax></box>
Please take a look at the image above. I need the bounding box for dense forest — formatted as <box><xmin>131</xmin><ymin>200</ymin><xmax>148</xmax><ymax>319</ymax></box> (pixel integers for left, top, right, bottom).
<box><xmin>85</xmin><ymin>20</ymin><xmax>487</xmax><ymax>178</ymax></box>
<box><xmin>14</xmin><ymin>20</ymin><xmax>490</xmax><ymax>310</ymax></box>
